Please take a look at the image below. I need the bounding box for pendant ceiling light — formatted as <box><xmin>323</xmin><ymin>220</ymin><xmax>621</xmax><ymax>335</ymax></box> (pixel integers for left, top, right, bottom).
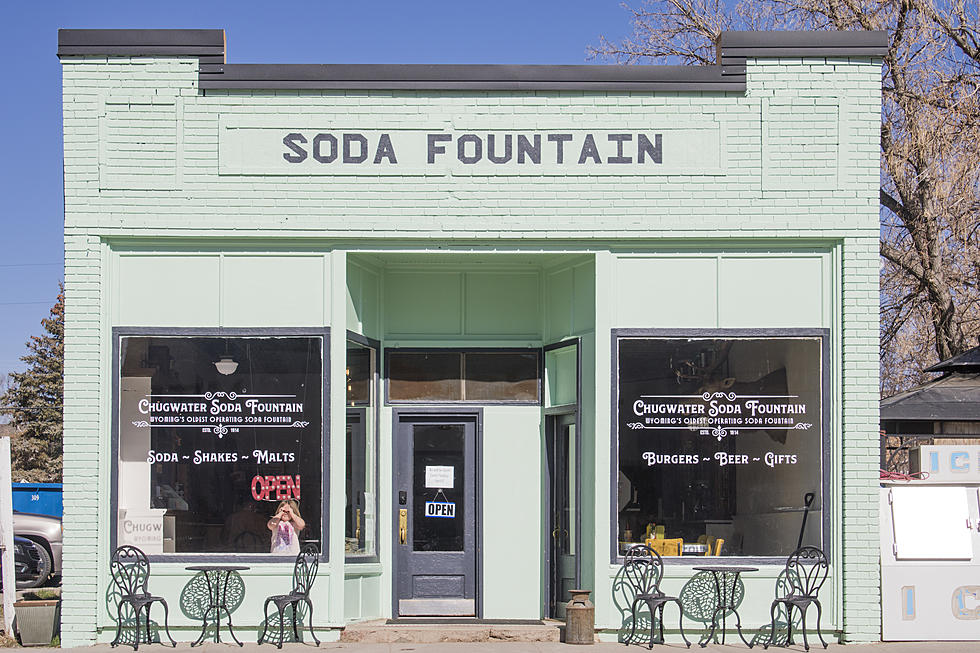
<box><xmin>214</xmin><ymin>340</ymin><xmax>239</xmax><ymax>375</ymax></box>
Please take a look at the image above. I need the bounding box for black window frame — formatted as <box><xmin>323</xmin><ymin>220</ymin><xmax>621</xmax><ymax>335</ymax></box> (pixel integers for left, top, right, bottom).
<box><xmin>110</xmin><ymin>327</ymin><xmax>330</xmax><ymax>563</ymax></box>
<box><xmin>384</xmin><ymin>347</ymin><xmax>543</xmax><ymax>406</ymax></box>
<box><xmin>609</xmin><ymin>327</ymin><xmax>831</xmax><ymax>565</ymax></box>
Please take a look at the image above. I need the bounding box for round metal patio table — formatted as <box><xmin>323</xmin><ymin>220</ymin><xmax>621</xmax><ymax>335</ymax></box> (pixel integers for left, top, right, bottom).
<box><xmin>693</xmin><ymin>565</ymin><xmax>757</xmax><ymax>648</ymax></box>
<box><xmin>185</xmin><ymin>565</ymin><xmax>249</xmax><ymax>647</ymax></box>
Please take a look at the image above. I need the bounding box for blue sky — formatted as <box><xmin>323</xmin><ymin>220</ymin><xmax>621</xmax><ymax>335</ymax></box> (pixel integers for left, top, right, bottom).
<box><xmin>0</xmin><ymin>0</ymin><xmax>631</xmax><ymax>375</ymax></box>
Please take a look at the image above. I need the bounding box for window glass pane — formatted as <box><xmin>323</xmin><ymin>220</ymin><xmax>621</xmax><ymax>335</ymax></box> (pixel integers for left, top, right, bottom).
<box><xmin>616</xmin><ymin>337</ymin><xmax>822</xmax><ymax>557</ymax></box>
<box><xmin>464</xmin><ymin>352</ymin><xmax>539</xmax><ymax>402</ymax></box>
<box><xmin>117</xmin><ymin>336</ymin><xmax>322</xmax><ymax>554</ymax></box>
<box><xmin>388</xmin><ymin>352</ymin><xmax>462</xmax><ymax>401</ymax></box>
<box><xmin>545</xmin><ymin>345</ymin><xmax>577</xmax><ymax>407</ymax></box>
<box><xmin>347</xmin><ymin>344</ymin><xmax>372</xmax><ymax>406</ymax></box>
<box><xmin>413</xmin><ymin>424</ymin><xmax>465</xmax><ymax>551</ymax></box>
<box><xmin>346</xmin><ymin>340</ymin><xmax>377</xmax><ymax>559</ymax></box>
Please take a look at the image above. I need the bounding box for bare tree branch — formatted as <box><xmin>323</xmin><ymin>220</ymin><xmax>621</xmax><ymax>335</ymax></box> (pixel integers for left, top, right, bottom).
<box><xmin>592</xmin><ymin>0</ymin><xmax>980</xmax><ymax>392</ymax></box>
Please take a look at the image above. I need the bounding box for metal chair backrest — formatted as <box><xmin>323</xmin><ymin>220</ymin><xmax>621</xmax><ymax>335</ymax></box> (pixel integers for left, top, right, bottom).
<box><xmin>623</xmin><ymin>544</ymin><xmax>666</xmax><ymax>598</ymax></box>
<box><xmin>784</xmin><ymin>546</ymin><xmax>828</xmax><ymax>598</ymax></box>
<box><xmin>110</xmin><ymin>545</ymin><xmax>151</xmax><ymax>597</ymax></box>
<box><xmin>291</xmin><ymin>544</ymin><xmax>320</xmax><ymax>596</ymax></box>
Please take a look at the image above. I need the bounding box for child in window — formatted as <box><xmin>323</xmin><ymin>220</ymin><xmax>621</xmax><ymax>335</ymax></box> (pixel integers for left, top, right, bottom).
<box><xmin>268</xmin><ymin>499</ymin><xmax>306</xmax><ymax>555</ymax></box>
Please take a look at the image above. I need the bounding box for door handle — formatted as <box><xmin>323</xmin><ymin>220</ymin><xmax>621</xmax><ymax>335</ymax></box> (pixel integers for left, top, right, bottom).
<box><xmin>399</xmin><ymin>509</ymin><xmax>408</xmax><ymax>544</ymax></box>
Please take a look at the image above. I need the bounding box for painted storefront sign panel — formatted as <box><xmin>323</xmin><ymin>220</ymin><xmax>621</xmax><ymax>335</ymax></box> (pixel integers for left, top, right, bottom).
<box><xmin>218</xmin><ymin>119</ymin><xmax>724</xmax><ymax>176</ymax></box>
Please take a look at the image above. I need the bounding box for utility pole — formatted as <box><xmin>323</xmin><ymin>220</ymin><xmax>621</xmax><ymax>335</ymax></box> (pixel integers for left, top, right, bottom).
<box><xmin>0</xmin><ymin>435</ymin><xmax>14</xmax><ymax>635</ymax></box>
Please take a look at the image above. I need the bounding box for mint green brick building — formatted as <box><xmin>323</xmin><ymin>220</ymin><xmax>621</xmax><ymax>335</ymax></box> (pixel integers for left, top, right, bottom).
<box><xmin>58</xmin><ymin>29</ymin><xmax>884</xmax><ymax>646</ymax></box>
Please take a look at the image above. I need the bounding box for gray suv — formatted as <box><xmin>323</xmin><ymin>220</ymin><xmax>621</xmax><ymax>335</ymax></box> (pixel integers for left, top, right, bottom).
<box><xmin>13</xmin><ymin>511</ymin><xmax>62</xmax><ymax>588</ymax></box>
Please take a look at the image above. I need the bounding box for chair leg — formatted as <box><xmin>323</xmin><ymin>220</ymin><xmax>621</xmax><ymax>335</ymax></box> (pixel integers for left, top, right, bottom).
<box><xmin>159</xmin><ymin>599</ymin><xmax>177</xmax><ymax>647</ymax></box>
<box><xmin>657</xmin><ymin>603</ymin><xmax>666</xmax><ymax>647</ymax></box>
<box><xmin>800</xmin><ymin>605</ymin><xmax>809</xmax><ymax>652</ymax></box>
<box><xmin>145</xmin><ymin>604</ymin><xmax>153</xmax><ymax>646</ymax></box>
<box><xmin>814</xmin><ymin>600</ymin><xmax>828</xmax><ymax>649</ymax></box>
<box><xmin>786</xmin><ymin>604</ymin><xmax>794</xmax><ymax>645</ymax></box>
<box><xmin>627</xmin><ymin>597</ymin><xmax>641</xmax><ymax>646</ymax></box>
<box><xmin>764</xmin><ymin>601</ymin><xmax>777</xmax><ymax>650</ymax></box>
<box><xmin>291</xmin><ymin>601</ymin><xmax>300</xmax><ymax>642</ymax></box>
<box><xmin>132</xmin><ymin>603</ymin><xmax>141</xmax><ymax>651</ymax></box>
<box><xmin>669</xmin><ymin>599</ymin><xmax>690</xmax><ymax>648</ymax></box>
<box><xmin>277</xmin><ymin>604</ymin><xmax>287</xmax><ymax>650</ymax></box>
<box><xmin>303</xmin><ymin>597</ymin><xmax>320</xmax><ymax>646</ymax></box>
<box><xmin>111</xmin><ymin>601</ymin><xmax>124</xmax><ymax>648</ymax></box>
<box><xmin>644</xmin><ymin>600</ymin><xmax>656</xmax><ymax>649</ymax></box>
<box><xmin>258</xmin><ymin>598</ymin><xmax>273</xmax><ymax>645</ymax></box>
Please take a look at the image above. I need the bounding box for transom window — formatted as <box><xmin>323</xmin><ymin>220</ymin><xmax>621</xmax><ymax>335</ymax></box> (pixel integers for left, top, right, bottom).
<box><xmin>386</xmin><ymin>349</ymin><xmax>540</xmax><ymax>404</ymax></box>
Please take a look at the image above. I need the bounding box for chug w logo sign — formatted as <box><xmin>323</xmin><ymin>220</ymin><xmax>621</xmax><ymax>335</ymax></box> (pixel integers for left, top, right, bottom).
<box><xmin>627</xmin><ymin>391</ymin><xmax>814</xmax><ymax>442</ymax></box>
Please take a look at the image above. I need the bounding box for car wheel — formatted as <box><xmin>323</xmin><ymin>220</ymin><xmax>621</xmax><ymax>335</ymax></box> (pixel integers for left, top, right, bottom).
<box><xmin>17</xmin><ymin>540</ymin><xmax>52</xmax><ymax>589</ymax></box>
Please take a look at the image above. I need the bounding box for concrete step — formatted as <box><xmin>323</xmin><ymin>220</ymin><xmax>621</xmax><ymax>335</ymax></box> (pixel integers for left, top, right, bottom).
<box><xmin>340</xmin><ymin>619</ymin><xmax>564</xmax><ymax>643</ymax></box>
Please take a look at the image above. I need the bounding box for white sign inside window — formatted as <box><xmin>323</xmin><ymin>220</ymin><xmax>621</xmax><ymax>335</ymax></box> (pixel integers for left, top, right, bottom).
<box><xmin>425</xmin><ymin>466</ymin><xmax>455</xmax><ymax>489</ymax></box>
<box><xmin>119</xmin><ymin>513</ymin><xmax>165</xmax><ymax>554</ymax></box>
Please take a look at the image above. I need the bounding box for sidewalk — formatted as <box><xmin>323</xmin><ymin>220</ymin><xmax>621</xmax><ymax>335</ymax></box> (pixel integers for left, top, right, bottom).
<box><xmin>27</xmin><ymin>642</ymin><xmax>980</xmax><ymax>652</ymax></box>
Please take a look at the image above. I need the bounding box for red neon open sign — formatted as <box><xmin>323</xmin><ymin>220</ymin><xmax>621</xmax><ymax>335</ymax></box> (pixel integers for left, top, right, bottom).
<box><xmin>251</xmin><ymin>475</ymin><xmax>301</xmax><ymax>501</ymax></box>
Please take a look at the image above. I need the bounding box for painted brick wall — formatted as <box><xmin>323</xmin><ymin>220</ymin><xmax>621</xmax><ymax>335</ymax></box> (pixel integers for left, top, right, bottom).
<box><xmin>840</xmin><ymin>234</ymin><xmax>882</xmax><ymax>641</ymax></box>
<box><xmin>60</xmin><ymin>52</ymin><xmax>881</xmax><ymax>644</ymax></box>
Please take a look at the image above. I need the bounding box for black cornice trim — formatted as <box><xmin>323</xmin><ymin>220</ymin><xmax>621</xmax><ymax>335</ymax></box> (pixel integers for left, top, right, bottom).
<box><xmin>717</xmin><ymin>30</ymin><xmax>887</xmax><ymax>79</ymax></box>
<box><xmin>198</xmin><ymin>63</ymin><xmax>744</xmax><ymax>92</ymax></box>
<box><xmin>719</xmin><ymin>30</ymin><xmax>888</xmax><ymax>54</ymax></box>
<box><xmin>57</xmin><ymin>28</ymin><xmax>886</xmax><ymax>92</ymax></box>
<box><xmin>57</xmin><ymin>29</ymin><xmax>225</xmax><ymax>62</ymax></box>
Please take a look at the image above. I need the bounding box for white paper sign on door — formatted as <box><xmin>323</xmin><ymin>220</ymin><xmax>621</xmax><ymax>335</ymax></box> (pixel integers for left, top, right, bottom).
<box><xmin>425</xmin><ymin>465</ymin><xmax>454</xmax><ymax>489</ymax></box>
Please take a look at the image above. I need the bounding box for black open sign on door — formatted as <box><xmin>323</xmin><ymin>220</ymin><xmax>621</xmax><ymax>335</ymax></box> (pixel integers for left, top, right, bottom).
<box><xmin>424</xmin><ymin>501</ymin><xmax>456</xmax><ymax>518</ymax></box>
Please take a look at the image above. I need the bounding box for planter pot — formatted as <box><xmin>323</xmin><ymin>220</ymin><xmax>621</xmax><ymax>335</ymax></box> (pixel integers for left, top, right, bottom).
<box><xmin>14</xmin><ymin>599</ymin><xmax>60</xmax><ymax>646</ymax></box>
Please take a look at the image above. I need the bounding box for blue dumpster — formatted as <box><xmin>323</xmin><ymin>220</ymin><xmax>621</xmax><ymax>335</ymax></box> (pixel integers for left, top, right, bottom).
<box><xmin>11</xmin><ymin>483</ymin><xmax>63</xmax><ymax>519</ymax></box>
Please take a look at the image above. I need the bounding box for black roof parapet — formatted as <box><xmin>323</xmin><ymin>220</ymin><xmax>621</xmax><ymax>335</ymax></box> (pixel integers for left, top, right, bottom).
<box><xmin>57</xmin><ymin>28</ymin><xmax>886</xmax><ymax>92</ymax></box>
<box><xmin>197</xmin><ymin>62</ymin><xmax>743</xmax><ymax>91</ymax></box>
<box><xmin>57</xmin><ymin>29</ymin><xmax>225</xmax><ymax>65</ymax></box>
<box><xmin>717</xmin><ymin>30</ymin><xmax>888</xmax><ymax>81</ymax></box>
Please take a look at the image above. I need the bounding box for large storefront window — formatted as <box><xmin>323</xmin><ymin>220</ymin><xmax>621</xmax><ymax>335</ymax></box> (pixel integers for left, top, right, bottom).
<box><xmin>116</xmin><ymin>334</ymin><xmax>323</xmax><ymax>555</ymax></box>
<box><xmin>346</xmin><ymin>337</ymin><xmax>377</xmax><ymax>559</ymax></box>
<box><xmin>616</xmin><ymin>334</ymin><xmax>825</xmax><ymax>558</ymax></box>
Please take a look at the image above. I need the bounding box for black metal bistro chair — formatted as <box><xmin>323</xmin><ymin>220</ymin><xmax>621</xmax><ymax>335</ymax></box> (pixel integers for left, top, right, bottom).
<box><xmin>623</xmin><ymin>544</ymin><xmax>691</xmax><ymax>648</ymax></box>
<box><xmin>109</xmin><ymin>545</ymin><xmax>177</xmax><ymax>650</ymax></box>
<box><xmin>764</xmin><ymin>546</ymin><xmax>829</xmax><ymax>651</ymax></box>
<box><xmin>258</xmin><ymin>544</ymin><xmax>321</xmax><ymax>648</ymax></box>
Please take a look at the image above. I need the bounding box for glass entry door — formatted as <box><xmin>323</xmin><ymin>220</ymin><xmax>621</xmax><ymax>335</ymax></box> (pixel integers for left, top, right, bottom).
<box><xmin>394</xmin><ymin>413</ymin><xmax>477</xmax><ymax>616</ymax></box>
